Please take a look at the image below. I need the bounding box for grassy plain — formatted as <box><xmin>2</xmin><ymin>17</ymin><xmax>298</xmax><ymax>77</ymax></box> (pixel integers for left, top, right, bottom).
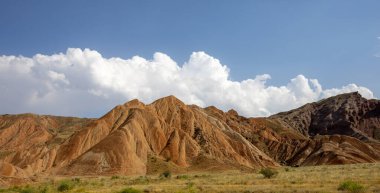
<box><xmin>1</xmin><ymin>163</ymin><xmax>379</xmax><ymax>193</ymax></box>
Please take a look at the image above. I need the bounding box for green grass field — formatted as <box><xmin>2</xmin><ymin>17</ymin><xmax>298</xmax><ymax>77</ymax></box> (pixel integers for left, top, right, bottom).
<box><xmin>1</xmin><ymin>163</ymin><xmax>379</xmax><ymax>193</ymax></box>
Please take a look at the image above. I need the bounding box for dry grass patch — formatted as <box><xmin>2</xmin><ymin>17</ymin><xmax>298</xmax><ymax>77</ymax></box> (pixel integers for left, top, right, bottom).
<box><xmin>0</xmin><ymin>163</ymin><xmax>379</xmax><ymax>193</ymax></box>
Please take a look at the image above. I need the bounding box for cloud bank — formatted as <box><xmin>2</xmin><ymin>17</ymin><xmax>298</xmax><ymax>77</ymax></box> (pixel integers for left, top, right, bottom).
<box><xmin>0</xmin><ymin>48</ymin><xmax>374</xmax><ymax>117</ymax></box>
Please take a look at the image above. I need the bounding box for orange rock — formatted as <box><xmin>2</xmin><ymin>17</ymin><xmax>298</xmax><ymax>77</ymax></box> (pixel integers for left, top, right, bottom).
<box><xmin>0</xmin><ymin>93</ymin><xmax>379</xmax><ymax>181</ymax></box>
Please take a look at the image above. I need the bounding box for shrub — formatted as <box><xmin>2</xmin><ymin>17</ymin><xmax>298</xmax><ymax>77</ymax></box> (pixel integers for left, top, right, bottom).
<box><xmin>259</xmin><ymin>168</ymin><xmax>278</xmax><ymax>179</ymax></box>
<box><xmin>37</xmin><ymin>185</ymin><xmax>49</xmax><ymax>193</ymax></box>
<box><xmin>72</xmin><ymin>177</ymin><xmax>81</xmax><ymax>183</ymax></box>
<box><xmin>160</xmin><ymin>171</ymin><xmax>172</xmax><ymax>178</ymax></box>
<box><xmin>18</xmin><ymin>187</ymin><xmax>35</xmax><ymax>193</ymax></box>
<box><xmin>39</xmin><ymin>187</ymin><xmax>48</xmax><ymax>193</ymax></box>
<box><xmin>338</xmin><ymin>180</ymin><xmax>365</xmax><ymax>193</ymax></box>
<box><xmin>176</xmin><ymin>175</ymin><xmax>190</xmax><ymax>180</ymax></box>
<box><xmin>57</xmin><ymin>181</ymin><xmax>72</xmax><ymax>192</ymax></box>
<box><xmin>129</xmin><ymin>176</ymin><xmax>149</xmax><ymax>185</ymax></box>
<box><xmin>111</xmin><ymin>175</ymin><xmax>120</xmax><ymax>180</ymax></box>
<box><xmin>186</xmin><ymin>182</ymin><xmax>195</xmax><ymax>188</ymax></box>
<box><xmin>117</xmin><ymin>187</ymin><xmax>142</xmax><ymax>193</ymax></box>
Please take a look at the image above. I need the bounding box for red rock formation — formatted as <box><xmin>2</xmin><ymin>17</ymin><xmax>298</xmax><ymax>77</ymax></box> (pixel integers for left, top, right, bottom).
<box><xmin>55</xmin><ymin>96</ymin><xmax>277</xmax><ymax>176</ymax></box>
<box><xmin>0</xmin><ymin>93</ymin><xmax>379</xmax><ymax>184</ymax></box>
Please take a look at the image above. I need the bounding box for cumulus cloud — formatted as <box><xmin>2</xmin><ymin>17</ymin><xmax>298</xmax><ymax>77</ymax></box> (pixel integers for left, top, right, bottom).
<box><xmin>0</xmin><ymin>48</ymin><xmax>375</xmax><ymax>117</ymax></box>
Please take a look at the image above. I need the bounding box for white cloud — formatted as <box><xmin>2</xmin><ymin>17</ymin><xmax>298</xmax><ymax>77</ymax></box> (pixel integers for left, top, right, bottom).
<box><xmin>0</xmin><ymin>48</ymin><xmax>375</xmax><ymax>117</ymax></box>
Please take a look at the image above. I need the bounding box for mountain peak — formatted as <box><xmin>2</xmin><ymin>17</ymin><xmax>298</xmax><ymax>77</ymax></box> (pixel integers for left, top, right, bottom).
<box><xmin>152</xmin><ymin>95</ymin><xmax>185</xmax><ymax>106</ymax></box>
<box><xmin>334</xmin><ymin>91</ymin><xmax>362</xmax><ymax>99</ymax></box>
<box><xmin>123</xmin><ymin>99</ymin><xmax>145</xmax><ymax>108</ymax></box>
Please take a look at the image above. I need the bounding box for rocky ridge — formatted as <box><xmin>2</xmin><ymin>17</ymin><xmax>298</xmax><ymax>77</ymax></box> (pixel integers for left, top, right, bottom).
<box><xmin>0</xmin><ymin>92</ymin><xmax>379</xmax><ymax>185</ymax></box>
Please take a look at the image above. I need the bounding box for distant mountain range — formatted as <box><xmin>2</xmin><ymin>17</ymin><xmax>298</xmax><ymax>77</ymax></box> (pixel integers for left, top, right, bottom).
<box><xmin>1</xmin><ymin>92</ymin><xmax>379</xmax><ymax>185</ymax></box>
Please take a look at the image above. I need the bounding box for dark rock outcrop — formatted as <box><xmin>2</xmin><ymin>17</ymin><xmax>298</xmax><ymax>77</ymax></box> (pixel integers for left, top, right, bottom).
<box><xmin>271</xmin><ymin>92</ymin><xmax>380</xmax><ymax>141</ymax></box>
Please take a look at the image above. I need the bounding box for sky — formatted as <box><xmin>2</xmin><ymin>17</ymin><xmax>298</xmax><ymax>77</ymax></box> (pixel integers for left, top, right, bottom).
<box><xmin>0</xmin><ymin>0</ymin><xmax>379</xmax><ymax>118</ymax></box>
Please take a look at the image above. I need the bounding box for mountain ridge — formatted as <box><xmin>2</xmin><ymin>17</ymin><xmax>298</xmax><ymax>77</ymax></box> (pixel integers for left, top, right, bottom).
<box><xmin>0</xmin><ymin>92</ymin><xmax>379</xmax><ymax>185</ymax></box>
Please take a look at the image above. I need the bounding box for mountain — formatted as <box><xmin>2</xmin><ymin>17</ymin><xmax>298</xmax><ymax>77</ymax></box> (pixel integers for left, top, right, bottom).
<box><xmin>264</xmin><ymin>92</ymin><xmax>380</xmax><ymax>166</ymax></box>
<box><xmin>0</xmin><ymin>93</ymin><xmax>379</xmax><ymax>185</ymax></box>
<box><xmin>271</xmin><ymin>92</ymin><xmax>380</xmax><ymax>141</ymax></box>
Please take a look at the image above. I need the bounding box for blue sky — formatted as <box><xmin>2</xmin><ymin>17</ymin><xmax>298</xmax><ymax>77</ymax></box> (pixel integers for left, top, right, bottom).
<box><xmin>0</xmin><ymin>0</ymin><xmax>379</xmax><ymax>117</ymax></box>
